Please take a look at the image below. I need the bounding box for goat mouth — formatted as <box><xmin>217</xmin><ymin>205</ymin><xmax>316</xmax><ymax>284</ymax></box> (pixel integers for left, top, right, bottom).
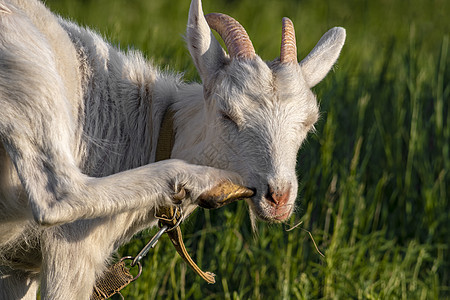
<box><xmin>273</xmin><ymin>207</ymin><xmax>292</xmax><ymax>221</ymax></box>
<box><xmin>267</xmin><ymin>205</ymin><xmax>293</xmax><ymax>222</ymax></box>
<box><xmin>247</xmin><ymin>198</ymin><xmax>293</xmax><ymax>223</ymax></box>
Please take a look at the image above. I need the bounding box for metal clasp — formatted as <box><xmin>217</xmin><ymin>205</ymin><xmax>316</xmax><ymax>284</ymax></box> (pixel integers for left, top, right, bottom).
<box><xmin>131</xmin><ymin>225</ymin><xmax>168</xmax><ymax>267</ymax></box>
<box><xmin>131</xmin><ymin>206</ymin><xmax>183</xmax><ymax>267</ymax></box>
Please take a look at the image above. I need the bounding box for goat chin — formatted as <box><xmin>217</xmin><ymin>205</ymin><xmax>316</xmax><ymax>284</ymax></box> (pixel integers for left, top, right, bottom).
<box><xmin>0</xmin><ymin>0</ymin><xmax>345</xmax><ymax>298</ymax></box>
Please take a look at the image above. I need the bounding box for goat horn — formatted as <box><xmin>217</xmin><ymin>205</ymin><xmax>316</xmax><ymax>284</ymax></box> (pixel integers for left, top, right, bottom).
<box><xmin>280</xmin><ymin>17</ymin><xmax>297</xmax><ymax>63</ymax></box>
<box><xmin>205</xmin><ymin>13</ymin><xmax>256</xmax><ymax>60</ymax></box>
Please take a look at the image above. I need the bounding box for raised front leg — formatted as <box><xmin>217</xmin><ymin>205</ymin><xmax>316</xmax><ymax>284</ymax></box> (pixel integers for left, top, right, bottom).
<box><xmin>34</xmin><ymin>159</ymin><xmax>243</xmax><ymax>226</ymax></box>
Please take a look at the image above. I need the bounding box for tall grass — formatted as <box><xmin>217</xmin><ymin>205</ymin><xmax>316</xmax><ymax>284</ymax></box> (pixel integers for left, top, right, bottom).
<box><xmin>46</xmin><ymin>0</ymin><xmax>450</xmax><ymax>298</ymax></box>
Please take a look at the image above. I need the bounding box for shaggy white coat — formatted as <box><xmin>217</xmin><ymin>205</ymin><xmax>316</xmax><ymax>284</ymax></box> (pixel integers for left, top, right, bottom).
<box><xmin>0</xmin><ymin>0</ymin><xmax>345</xmax><ymax>298</ymax></box>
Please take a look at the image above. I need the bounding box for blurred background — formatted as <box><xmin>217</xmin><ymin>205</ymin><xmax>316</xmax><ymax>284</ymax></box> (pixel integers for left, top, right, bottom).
<box><xmin>45</xmin><ymin>0</ymin><xmax>449</xmax><ymax>299</ymax></box>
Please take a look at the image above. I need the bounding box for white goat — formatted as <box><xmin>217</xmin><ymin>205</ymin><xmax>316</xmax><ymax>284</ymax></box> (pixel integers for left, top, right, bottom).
<box><xmin>0</xmin><ymin>0</ymin><xmax>345</xmax><ymax>298</ymax></box>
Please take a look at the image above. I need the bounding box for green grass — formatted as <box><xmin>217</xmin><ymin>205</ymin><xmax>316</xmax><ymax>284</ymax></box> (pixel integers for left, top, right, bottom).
<box><xmin>46</xmin><ymin>0</ymin><xmax>450</xmax><ymax>299</ymax></box>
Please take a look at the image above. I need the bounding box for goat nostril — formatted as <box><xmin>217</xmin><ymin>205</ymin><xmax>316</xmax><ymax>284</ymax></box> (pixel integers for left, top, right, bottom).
<box><xmin>265</xmin><ymin>184</ymin><xmax>290</xmax><ymax>206</ymax></box>
<box><xmin>265</xmin><ymin>185</ymin><xmax>279</xmax><ymax>205</ymax></box>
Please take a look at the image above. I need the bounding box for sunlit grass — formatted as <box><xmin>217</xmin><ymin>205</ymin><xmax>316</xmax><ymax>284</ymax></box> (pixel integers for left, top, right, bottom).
<box><xmin>45</xmin><ymin>0</ymin><xmax>450</xmax><ymax>298</ymax></box>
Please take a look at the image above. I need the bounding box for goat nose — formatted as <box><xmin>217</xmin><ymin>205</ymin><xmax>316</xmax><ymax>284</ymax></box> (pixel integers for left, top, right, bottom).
<box><xmin>265</xmin><ymin>184</ymin><xmax>291</xmax><ymax>206</ymax></box>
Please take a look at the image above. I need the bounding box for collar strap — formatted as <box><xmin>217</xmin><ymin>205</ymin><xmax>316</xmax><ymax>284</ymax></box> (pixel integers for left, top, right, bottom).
<box><xmin>155</xmin><ymin>108</ymin><xmax>216</xmax><ymax>283</ymax></box>
<box><xmin>155</xmin><ymin>108</ymin><xmax>175</xmax><ymax>162</ymax></box>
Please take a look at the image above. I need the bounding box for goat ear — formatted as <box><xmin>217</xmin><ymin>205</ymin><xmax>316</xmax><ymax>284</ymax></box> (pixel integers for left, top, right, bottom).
<box><xmin>186</xmin><ymin>0</ymin><xmax>227</xmax><ymax>82</ymax></box>
<box><xmin>300</xmin><ymin>27</ymin><xmax>346</xmax><ymax>87</ymax></box>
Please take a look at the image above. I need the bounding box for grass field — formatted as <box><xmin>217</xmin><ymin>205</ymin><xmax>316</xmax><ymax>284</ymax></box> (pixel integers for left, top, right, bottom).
<box><xmin>46</xmin><ymin>0</ymin><xmax>449</xmax><ymax>299</ymax></box>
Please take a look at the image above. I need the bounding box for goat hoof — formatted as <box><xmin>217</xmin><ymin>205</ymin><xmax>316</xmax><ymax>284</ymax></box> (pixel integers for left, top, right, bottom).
<box><xmin>197</xmin><ymin>181</ymin><xmax>254</xmax><ymax>209</ymax></box>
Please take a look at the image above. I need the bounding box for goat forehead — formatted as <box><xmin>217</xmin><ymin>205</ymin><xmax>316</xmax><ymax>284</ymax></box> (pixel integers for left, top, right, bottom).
<box><xmin>219</xmin><ymin>83</ymin><xmax>314</xmax><ymax>118</ymax></box>
<box><xmin>219</xmin><ymin>61</ymin><xmax>308</xmax><ymax>102</ymax></box>
<box><xmin>218</xmin><ymin>58</ymin><xmax>273</xmax><ymax>92</ymax></box>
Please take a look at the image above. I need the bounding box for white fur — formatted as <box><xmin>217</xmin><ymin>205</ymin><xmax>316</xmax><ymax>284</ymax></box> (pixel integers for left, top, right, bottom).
<box><xmin>0</xmin><ymin>0</ymin><xmax>345</xmax><ymax>298</ymax></box>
